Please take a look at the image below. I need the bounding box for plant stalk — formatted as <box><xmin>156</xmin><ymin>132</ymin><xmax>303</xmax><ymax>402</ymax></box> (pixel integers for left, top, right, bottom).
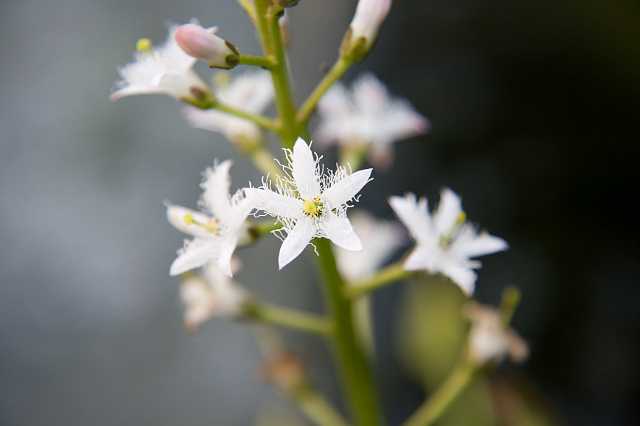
<box><xmin>315</xmin><ymin>238</ymin><xmax>382</xmax><ymax>426</ymax></box>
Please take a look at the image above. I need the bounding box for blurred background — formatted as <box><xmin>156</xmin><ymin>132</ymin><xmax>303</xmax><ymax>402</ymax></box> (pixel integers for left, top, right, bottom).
<box><xmin>1</xmin><ymin>0</ymin><xmax>638</xmax><ymax>425</ymax></box>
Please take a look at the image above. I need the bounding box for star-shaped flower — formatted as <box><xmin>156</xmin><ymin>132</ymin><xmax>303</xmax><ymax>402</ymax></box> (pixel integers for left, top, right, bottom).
<box><xmin>110</xmin><ymin>24</ymin><xmax>207</xmax><ymax>101</ymax></box>
<box><xmin>183</xmin><ymin>71</ymin><xmax>274</xmax><ymax>143</ymax></box>
<box><xmin>247</xmin><ymin>138</ymin><xmax>373</xmax><ymax>269</ymax></box>
<box><xmin>389</xmin><ymin>189</ymin><xmax>507</xmax><ymax>295</ymax></box>
<box><xmin>317</xmin><ymin>74</ymin><xmax>428</xmax><ymax>168</ymax></box>
<box><xmin>167</xmin><ymin>160</ymin><xmax>252</xmax><ymax>276</ymax></box>
<box><xmin>464</xmin><ymin>302</ymin><xmax>528</xmax><ymax>364</ymax></box>
<box><xmin>180</xmin><ymin>263</ymin><xmax>249</xmax><ymax>331</ymax></box>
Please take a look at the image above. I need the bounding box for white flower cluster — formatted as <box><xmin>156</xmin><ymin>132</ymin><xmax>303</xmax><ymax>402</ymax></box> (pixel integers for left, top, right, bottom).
<box><xmin>111</xmin><ymin>0</ymin><xmax>525</xmax><ymax>365</ymax></box>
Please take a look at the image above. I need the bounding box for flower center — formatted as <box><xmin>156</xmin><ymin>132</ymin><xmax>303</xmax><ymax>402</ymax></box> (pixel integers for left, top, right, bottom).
<box><xmin>302</xmin><ymin>196</ymin><xmax>324</xmax><ymax>218</ymax></box>
<box><xmin>439</xmin><ymin>211</ymin><xmax>466</xmax><ymax>248</ymax></box>
<box><xmin>183</xmin><ymin>213</ymin><xmax>220</xmax><ymax>235</ymax></box>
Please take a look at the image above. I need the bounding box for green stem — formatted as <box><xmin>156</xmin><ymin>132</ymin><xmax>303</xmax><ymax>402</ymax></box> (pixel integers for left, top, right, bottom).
<box><xmin>244</xmin><ymin>302</ymin><xmax>332</xmax><ymax>336</ymax></box>
<box><xmin>297</xmin><ymin>57</ymin><xmax>352</xmax><ymax>126</ymax></box>
<box><xmin>214</xmin><ymin>101</ymin><xmax>280</xmax><ymax>133</ymax></box>
<box><xmin>315</xmin><ymin>238</ymin><xmax>382</xmax><ymax>426</ymax></box>
<box><xmin>293</xmin><ymin>384</ymin><xmax>350</xmax><ymax>426</ymax></box>
<box><xmin>255</xmin><ymin>1</ymin><xmax>300</xmax><ymax>148</ymax></box>
<box><xmin>403</xmin><ymin>360</ymin><xmax>476</xmax><ymax>426</ymax></box>
<box><xmin>238</xmin><ymin>54</ymin><xmax>275</xmax><ymax>69</ymax></box>
<box><xmin>347</xmin><ymin>262</ymin><xmax>412</xmax><ymax>299</ymax></box>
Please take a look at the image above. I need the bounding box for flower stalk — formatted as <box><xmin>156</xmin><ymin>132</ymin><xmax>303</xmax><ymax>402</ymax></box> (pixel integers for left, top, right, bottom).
<box><xmin>297</xmin><ymin>57</ymin><xmax>353</xmax><ymax>126</ymax></box>
<box><xmin>244</xmin><ymin>302</ymin><xmax>332</xmax><ymax>336</ymax></box>
<box><xmin>347</xmin><ymin>261</ymin><xmax>413</xmax><ymax>299</ymax></box>
<box><xmin>315</xmin><ymin>238</ymin><xmax>382</xmax><ymax>426</ymax></box>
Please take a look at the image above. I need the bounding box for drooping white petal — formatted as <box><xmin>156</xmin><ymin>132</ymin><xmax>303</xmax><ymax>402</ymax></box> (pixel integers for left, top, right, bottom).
<box><xmin>216</xmin><ymin>236</ymin><xmax>238</xmax><ymax>276</ymax></box>
<box><xmin>433</xmin><ymin>188</ymin><xmax>462</xmax><ymax>236</ymax></box>
<box><xmin>389</xmin><ymin>194</ymin><xmax>433</xmax><ymax>243</ymax></box>
<box><xmin>438</xmin><ymin>257</ymin><xmax>477</xmax><ymax>295</ymax></box>
<box><xmin>291</xmin><ymin>138</ymin><xmax>321</xmax><ymax>199</ymax></box>
<box><xmin>166</xmin><ymin>205</ymin><xmax>213</xmax><ymax>238</ymax></box>
<box><xmin>245</xmin><ymin>188</ymin><xmax>302</xmax><ymax>219</ymax></box>
<box><xmin>322</xmin><ymin>168</ymin><xmax>373</xmax><ymax>208</ymax></box>
<box><xmin>170</xmin><ymin>238</ymin><xmax>219</xmax><ymax>276</ymax></box>
<box><xmin>278</xmin><ymin>217</ymin><xmax>316</xmax><ymax>269</ymax></box>
<box><xmin>321</xmin><ymin>213</ymin><xmax>362</xmax><ymax>251</ymax></box>
<box><xmin>200</xmin><ymin>160</ymin><xmax>232</xmax><ymax>221</ymax></box>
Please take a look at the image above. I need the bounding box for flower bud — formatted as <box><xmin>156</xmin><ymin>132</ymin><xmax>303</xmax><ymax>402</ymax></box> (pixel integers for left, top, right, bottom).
<box><xmin>341</xmin><ymin>0</ymin><xmax>391</xmax><ymax>61</ymax></box>
<box><xmin>175</xmin><ymin>24</ymin><xmax>239</xmax><ymax>69</ymax></box>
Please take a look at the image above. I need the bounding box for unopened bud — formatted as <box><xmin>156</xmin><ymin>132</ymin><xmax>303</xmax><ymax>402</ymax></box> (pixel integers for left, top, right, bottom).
<box><xmin>341</xmin><ymin>0</ymin><xmax>391</xmax><ymax>61</ymax></box>
<box><xmin>175</xmin><ymin>24</ymin><xmax>239</xmax><ymax>69</ymax></box>
<box><xmin>261</xmin><ymin>352</ymin><xmax>306</xmax><ymax>392</ymax></box>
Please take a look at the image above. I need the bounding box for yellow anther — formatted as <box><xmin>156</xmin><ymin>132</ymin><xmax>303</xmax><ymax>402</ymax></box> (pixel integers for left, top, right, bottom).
<box><xmin>136</xmin><ymin>38</ymin><xmax>153</xmax><ymax>53</ymax></box>
<box><xmin>303</xmin><ymin>197</ymin><xmax>323</xmax><ymax>218</ymax></box>
<box><xmin>183</xmin><ymin>213</ymin><xmax>195</xmax><ymax>225</ymax></box>
<box><xmin>456</xmin><ymin>211</ymin><xmax>466</xmax><ymax>224</ymax></box>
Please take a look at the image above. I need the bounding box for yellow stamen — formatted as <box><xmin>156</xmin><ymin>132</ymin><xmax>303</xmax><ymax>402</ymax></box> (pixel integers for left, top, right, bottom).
<box><xmin>456</xmin><ymin>211</ymin><xmax>466</xmax><ymax>225</ymax></box>
<box><xmin>183</xmin><ymin>213</ymin><xmax>195</xmax><ymax>225</ymax></box>
<box><xmin>136</xmin><ymin>38</ymin><xmax>153</xmax><ymax>53</ymax></box>
<box><xmin>302</xmin><ymin>196</ymin><xmax>323</xmax><ymax>217</ymax></box>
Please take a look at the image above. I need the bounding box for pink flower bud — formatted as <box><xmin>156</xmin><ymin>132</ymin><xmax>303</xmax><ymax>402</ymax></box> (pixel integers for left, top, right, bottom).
<box><xmin>350</xmin><ymin>0</ymin><xmax>391</xmax><ymax>44</ymax></box>
<box><xmin>175</xmin><ymin>24</ymin><xmax>238</xmax><ymax>69</ymax></box>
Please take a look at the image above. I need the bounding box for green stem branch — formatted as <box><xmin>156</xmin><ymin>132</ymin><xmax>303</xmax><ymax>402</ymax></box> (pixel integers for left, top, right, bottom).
<box><xmin>297</xmin><ymin>57</ymin><xmax>352</xmax><ymax>126</ymax></box>
<box><xmin>237</xmin><ymin>54</ymin><xmax>275</xmax><ymax>69</ymax></box>
<box><xmin>315</xmin><ymin>238</ymin><xmax>382</xmax><ymax>426</ymax></box>
<box><xmin>292</xmin><ymin>384</ymin><xmax>350</xmax><ymax>426</ymax></box>
<box><xmin>403</xmin><ymin>360</ymin><xmax>476</xmax><ymax>426</ymax></box>
<box><xmin>347</xmin><ymin>262</ymin><xmax>412</xmax><ymax>299</ymax></box>
<box><xmin>214</xmin><ymin>101</ymin><xmax>280</xmax><ymax>133</ymax></box>
<box><xmin>244</xmin><ymin>302</ymin><xmax>332</xmax><ymax>336</ymax></box>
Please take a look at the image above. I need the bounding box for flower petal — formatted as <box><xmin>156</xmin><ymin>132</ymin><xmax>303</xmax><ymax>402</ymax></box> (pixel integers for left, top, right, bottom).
<box><xmin>403</xmin><ymin>245</ymin><xmax>432</xmax><ymax>271</ymax></box>
<box><xmin>433</xmin><ymin>188</ymin><xmax>462</xmax><ymax>236</ymax></box>
<box><xmin>454</xmin><ymin>232</ymin><xmax>508</xmax><ymax>258</ymax></box>
<box><xmin>323</xmin><ymin>168</ymin><xmax>373</xmax><ymax>208</ymax></box>
<box><xmin>278</xmin><ymin>217</ymin><xmax>315</xmax><ymax>269</ymax></box>
<box><xmin>216</xmin><ymin>236</ymin><xmax>238</xmax><ymax>276</ymax></box>
<box><xmin>167</xmin><ymin>205</ymin><xmax>213</xmax><ymax>238</ymax></box>
<box><xmin>291</xmin><ymin>138</ymin><xmax>321</xmax><ymax>199</ymax></box>
<box><xmin>321</xmin><ymin>213</ymin><xmax>362</xmax><ymax>251</ymax></box>
<box><xmin>170</xmin><ymin>238</ymin><xmax>218</xmax><ymax>276</ymax></box>
<box><xmin>200</xmin><ymin>160</ymin><xmax>233</xmax><ymax>222</ymax></box>
<box><xmin>438</xmin><ymin>257</ymin><xmax>477</xmax><ymax>295</ymax></box>
<box><xmin>245</xmin><ymin>188</ymin><xmax>301</xmax><ymax>219</ymax></box>
<box><xmin>389</xmin><ymin>194</ymin><xmax>433</xmax><ymax>243</ymax></box>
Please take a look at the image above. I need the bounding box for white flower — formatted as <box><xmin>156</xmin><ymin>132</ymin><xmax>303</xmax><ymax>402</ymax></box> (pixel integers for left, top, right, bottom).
<box><xmin>175</xmin><ymin>23</ymin><xmax>239</xmax><ymax>69</ymax></box>
<box><xmin>464</xmin><ymin>303</ymin><xmax>528</xmax><ymax>364</ymax></box>
<box><xmin>349</xmin><ymin>0</ymin><xmax>392</xmax><ymax>48</ymax></box>
<box><xmin>167</xmin><ymin>160</ymin><xmax>252</xmax><ymax>276</ymax></box>
<box><xmin>317</xmin><ymin>74</ymin><xmax>428</xmax><ymax>168</ymax></box>
<box><xmin>111</xmin><ymin>25</ymin><xmax>207</xmax><ymax>101</ymax></box>
<box><xmin>247</xmin><ymin>138</ymin><xmax>373</xmax><ymax>269</ymax></box>
<box><xmin>183</xmin><ymin>71</ymin><xmax>274</xmax><ymax>142</ymax></box>
<box><xmin>336</xmin><ymin>211</ymin><xmax>404</xmax><ymax>281</ymax></box>
<box><xmin>180</xmin><ymin>263</ymin><xmax>249</xmax><ymax>331</ymax></box>
<box><xmin>389</xmin><ymin>189</ymin><xmax>507</xmax><ymax>295</ymax></box>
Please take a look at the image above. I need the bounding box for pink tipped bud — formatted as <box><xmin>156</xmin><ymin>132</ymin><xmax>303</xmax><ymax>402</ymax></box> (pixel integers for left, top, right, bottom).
<box><xmin>350</xmin><ymin>0</ymin><xmax>391</xmax><ymax>44</ymax></box>
<box><xmin>175</xmin><ymin>24</ymin><xmax>239</xmax><ymax>69</ymax></box>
